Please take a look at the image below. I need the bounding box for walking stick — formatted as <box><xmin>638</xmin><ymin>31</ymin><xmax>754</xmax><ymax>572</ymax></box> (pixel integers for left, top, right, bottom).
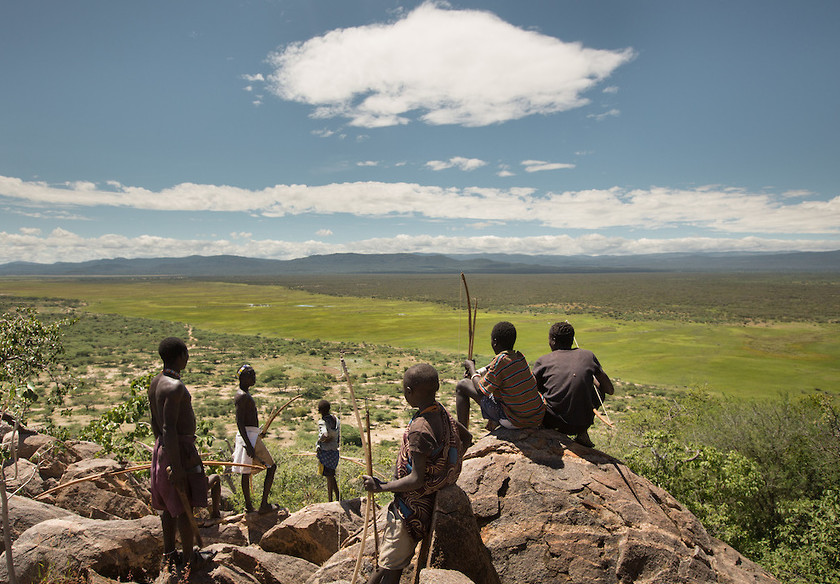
<box><xmin>365</xmin><ymin>407</ymin><xmax>380</xmax><ymax>566</ymax></box>
<box><xmin>340</xmin><ymin>353</ymin><xmax>375</xmax><ymax>584</ymax></box>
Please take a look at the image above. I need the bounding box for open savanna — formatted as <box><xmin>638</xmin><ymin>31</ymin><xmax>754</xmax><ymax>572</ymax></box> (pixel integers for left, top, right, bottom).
<box><xmin>1</xmin><ymin>273</ymin><xmax>838</xmax><ymax>398</ymax></box>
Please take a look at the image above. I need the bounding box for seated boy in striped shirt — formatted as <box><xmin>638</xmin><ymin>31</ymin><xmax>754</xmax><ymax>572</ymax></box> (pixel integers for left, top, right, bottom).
<box><xmin>455</xmin><ymin>321</ymin><xmax>546</xmax><ymax>431</ymax></box>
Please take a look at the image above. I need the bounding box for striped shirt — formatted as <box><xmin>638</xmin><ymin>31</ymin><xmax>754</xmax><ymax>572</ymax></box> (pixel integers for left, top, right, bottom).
<box><xmin>476</xmin><ymin>350</ymin><xmax>546</xmax><ymax>428</ymax></box>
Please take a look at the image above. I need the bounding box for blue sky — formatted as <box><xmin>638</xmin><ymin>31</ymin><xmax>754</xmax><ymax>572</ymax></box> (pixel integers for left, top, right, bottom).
<box><xmin>1</xmin><ymin>0</ymin><xmax>839</xmax><ymax>264</ymax></box>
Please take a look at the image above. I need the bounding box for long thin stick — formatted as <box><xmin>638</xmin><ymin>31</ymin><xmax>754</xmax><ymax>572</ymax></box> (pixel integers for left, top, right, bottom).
<box><xmin>366</xmin><ymin>407</ymin><xmax>380</xmax><ymax>568</ymax></box>
<box><xmin>291</xmin><ymin>453</ymin><xmax>388</xmax><ymax>479</ymax></box>
<box><xmin>35</xmin><ymin>459</ymin><xmax>265</xmax><ymax>500</ymax></box>
<box><xmin>340</xmin><ymin>353</ymin><xmax>373</xmax><ymax>584</ymax></box>
<box><xmin>172</xmin><ymin>480</ymin><xmax>203</xmax><ymax>548</ymax></box>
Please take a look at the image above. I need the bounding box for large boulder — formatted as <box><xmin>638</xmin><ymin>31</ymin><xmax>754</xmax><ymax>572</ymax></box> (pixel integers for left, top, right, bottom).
<box><xmin>48</xmin><ymin>458</ymin><xmax>153</xmax><ymax>519</ymax></box>
<box><xmin>420</xmin><ymin>569</ymin><xmax>476</xmax><ymax>584</ymax></box>
<box><xmin>0</xmin><ymin>515</ymin><xmax>161</xmax><ymax>584</ymax></box>
<box><xmin>457</xmin><ymin>428</ymin><xmax>779</xmax><ymax>584</ymax></box>
<box><xmin>259</xmin><ymin>498</ymin><xmax>366</xmax><ymax>564</ymax></box>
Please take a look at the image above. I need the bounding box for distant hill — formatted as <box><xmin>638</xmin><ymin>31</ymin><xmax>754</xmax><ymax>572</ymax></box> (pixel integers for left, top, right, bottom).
<box><xmin>0</xmin><ymin>250</ymin><xmax>838</xmax><ymax>277</ymax></box>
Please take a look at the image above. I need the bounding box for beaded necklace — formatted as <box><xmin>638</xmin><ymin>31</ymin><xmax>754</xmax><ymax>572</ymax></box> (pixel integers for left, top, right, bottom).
<box><xmin>162</xmin><ymin>368</ymin><xmax>181</xmax><ymax>379</ymax></box>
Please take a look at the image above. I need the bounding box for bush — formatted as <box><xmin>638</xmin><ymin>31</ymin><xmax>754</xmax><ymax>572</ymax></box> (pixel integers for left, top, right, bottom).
<box><xmin>759</xmin><ymin>491</ymin><xmax>840</xmax><ymax>584</ymax></box>
<box><xmin>341</xmin><ymin>424</ymin><xmax>362</xmax><ymax>447</ymax></box>
<box><xmin>618</xmin><ymin>391</ymin><xmax>840</xmax><ymax>582</ymax></box>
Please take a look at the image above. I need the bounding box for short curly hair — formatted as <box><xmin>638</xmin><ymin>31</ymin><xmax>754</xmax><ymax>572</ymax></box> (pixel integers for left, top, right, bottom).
<box><xmin>491</xmin><ymin>321</ymin><xmax>517</xmax><ymax>351</ymax></box>
<box><xmin>158</xmin><ymin>337</ymin><xmax>187</xmax><ymax>363</ymax></box>
<box><xmin>318</xmin><ymin>399</ymin><xmax>331</xmax><ymax>414</ymax></box>
<box><xmin>549</xmin><ymin>321</ymin><xmax>575</xmax><ymax>349</ymax></box>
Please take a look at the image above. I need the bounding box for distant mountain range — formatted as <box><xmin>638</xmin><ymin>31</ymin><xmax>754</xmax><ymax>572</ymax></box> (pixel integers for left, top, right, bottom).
<box><xmin>1</xmin><ymin>250</ymin><xmax>838</xmax><ymax>276</ymax></box>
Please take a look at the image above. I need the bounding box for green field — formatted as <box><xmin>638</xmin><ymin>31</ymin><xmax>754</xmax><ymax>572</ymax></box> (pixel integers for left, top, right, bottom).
<box><xmin>1</xmin><ymin>275</ymin><xmax>838</xmax><ymax>397</ymax></box>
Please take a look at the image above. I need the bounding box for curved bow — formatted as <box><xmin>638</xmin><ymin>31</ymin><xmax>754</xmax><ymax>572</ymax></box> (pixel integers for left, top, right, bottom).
<box><xmin>460</xmin><ymin>273</ymin><xmax>477</xmax><ymax>360</ymax></box>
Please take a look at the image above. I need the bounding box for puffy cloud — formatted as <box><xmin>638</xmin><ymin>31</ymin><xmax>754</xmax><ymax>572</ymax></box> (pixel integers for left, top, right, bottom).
<box><xmin>2</xmin><ymin>175</ymin><xmax>839</xmax><ymax>235</ymax></box>
<box><xmin>265</xmin><ymin>2</ymin><xmax>634</xmax><ymax>127</ymax></box>
<box><xmin>316</xmin><ymin>229</ymin><xmax>333</xmax><ymax>236</ymax></box>
<box><xmin>426</xmin><ymin>157</ymin><xmax>487</xmax><ymax>171</ymax></box>
<box><xmin>2</xmin><ymin>228</ymin><xmax>837</xmax><ymax>265</ymax></box>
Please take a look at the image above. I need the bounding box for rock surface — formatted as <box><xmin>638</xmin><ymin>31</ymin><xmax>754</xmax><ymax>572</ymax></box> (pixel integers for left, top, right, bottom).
<box><xmin>457</xmin><ymin>428</ymin><xmax>779</xmax><ymax>584</ymax></box>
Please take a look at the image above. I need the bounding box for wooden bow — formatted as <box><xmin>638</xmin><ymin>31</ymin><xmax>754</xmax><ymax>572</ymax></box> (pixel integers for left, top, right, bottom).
<box><xmin>460</xmin><ymin>273</ymin><xmax>477</xmax><ymax>360</ymax></box>
<box><xmin>573</xmin><ymin>335</ymin><xmax>614</xmax><ymax>427</ymax></box>
<box><xmin>260</xmin><ymin>394</ymin><xmax>302</xmax><ymax>438</ymax></box>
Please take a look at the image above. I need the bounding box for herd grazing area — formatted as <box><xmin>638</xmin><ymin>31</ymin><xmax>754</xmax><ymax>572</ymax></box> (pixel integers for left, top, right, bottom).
<box><xmin>1</xmin><ymin>271</ymin><xmax>838</xmax><ymax>463</ymax></box>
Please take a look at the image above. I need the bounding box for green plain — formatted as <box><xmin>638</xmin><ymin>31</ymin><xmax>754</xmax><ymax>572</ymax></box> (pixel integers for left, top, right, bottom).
<box><xmin>1</xmin><ymin>277</ymin><xmax>837</xmax><ymax>398</ymax></box>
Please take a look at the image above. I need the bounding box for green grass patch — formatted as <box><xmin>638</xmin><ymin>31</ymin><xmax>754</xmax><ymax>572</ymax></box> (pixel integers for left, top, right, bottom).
<box><xmin>1</xmin><ymin>277</ymin><xmax>837</xmax><ymax>397</ymax></box>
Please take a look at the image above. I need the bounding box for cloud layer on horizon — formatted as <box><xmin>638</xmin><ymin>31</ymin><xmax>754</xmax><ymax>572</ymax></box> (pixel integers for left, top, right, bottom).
<box><xmin>2</xmin><ymin>175</ymin><xmax>838</xmax><ymax>235</ymax></box>
<box><xmin>2</xmin><ymin>227</ymin><xmax>838</xmax><ymax>265</ymax></box>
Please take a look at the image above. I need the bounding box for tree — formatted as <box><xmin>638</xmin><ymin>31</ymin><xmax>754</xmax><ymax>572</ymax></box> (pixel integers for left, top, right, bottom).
<box><xmin>1</xmin><ymin>307</ymin><xmax>72</xmax><ymax>584</ymax></box>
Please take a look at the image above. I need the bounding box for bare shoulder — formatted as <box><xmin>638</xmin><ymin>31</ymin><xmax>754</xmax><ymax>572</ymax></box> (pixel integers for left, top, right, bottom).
<box><xmin>234</xmin><ymin>388</ymin><xmax>255</xmax><ymax>406</ymax></box>
<box><xmin>155</xmin><ymin>375</ymin><xmax>187</xmax><ymax>400</ymax></box>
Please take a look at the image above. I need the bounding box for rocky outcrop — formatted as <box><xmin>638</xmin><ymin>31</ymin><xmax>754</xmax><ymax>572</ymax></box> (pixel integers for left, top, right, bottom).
<box><xmin>1</xmin><ymin>425</ymin><xmax>782</xmax><ymax>584</ymax></box>
<box><xmin>458</xmin><ymin>428</ymin><xmax>779</xmax><ymax>584</ymax></box>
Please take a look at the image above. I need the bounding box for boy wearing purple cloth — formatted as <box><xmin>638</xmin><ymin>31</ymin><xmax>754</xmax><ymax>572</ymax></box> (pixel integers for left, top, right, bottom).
<box><xmin>148</xmin><ymin>337</ymin><xmax>212</xmax><ymax>572</ymax></box>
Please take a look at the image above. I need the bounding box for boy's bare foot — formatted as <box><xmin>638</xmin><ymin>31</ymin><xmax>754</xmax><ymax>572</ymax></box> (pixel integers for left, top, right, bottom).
<box><xmin>574</xmin><ymin>431</ymin><xmax>595</xmax><ymax>448</ymax></box>
<box><xmin>258</xmin><ymin>502</ymin><xmax>282</xmax><ymax>514</ymax></box>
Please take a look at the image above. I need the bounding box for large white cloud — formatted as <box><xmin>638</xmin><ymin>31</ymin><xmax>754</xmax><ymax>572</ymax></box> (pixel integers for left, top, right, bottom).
<box><xmin>264</xmin><ymin>2</ymin><xmax>635</xmax><ymax>127</ymax></box>
<box><xmin>2</xmin><ymin>175</ymin><xmax>838</xmax><ymax>235</ymax></box>
<box><xmin>2</xmin><ymin>228</ymin><xmax>837</xmax><ymax>265</ymax></box>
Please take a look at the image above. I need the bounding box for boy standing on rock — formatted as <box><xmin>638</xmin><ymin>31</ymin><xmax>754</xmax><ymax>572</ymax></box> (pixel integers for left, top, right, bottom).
<box><xmin>232</xmin><ymin>364</ymin><xmax>279</xmax><ymax>513</ymax></box>
<box><xmin>455</xmin><ymin>321</ymin><xmax>546</xmax><ymax>431</ymax></box>
<box><xmin>362</xmin><ymin>363</ymin><xmax>465</xmax><ymax>584</ymax></box>
<box><xmin>148</xmin><ymin>336</ymin><xmax>212</xmax><ymax>572</ymax></box>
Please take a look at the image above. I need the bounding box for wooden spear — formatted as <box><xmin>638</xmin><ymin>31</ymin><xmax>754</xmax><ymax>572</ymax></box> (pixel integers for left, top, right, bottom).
<box><xmin>340</xmin><ymin>353</ymin><xmax>374</xmax><ymax>584</ymax></box>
